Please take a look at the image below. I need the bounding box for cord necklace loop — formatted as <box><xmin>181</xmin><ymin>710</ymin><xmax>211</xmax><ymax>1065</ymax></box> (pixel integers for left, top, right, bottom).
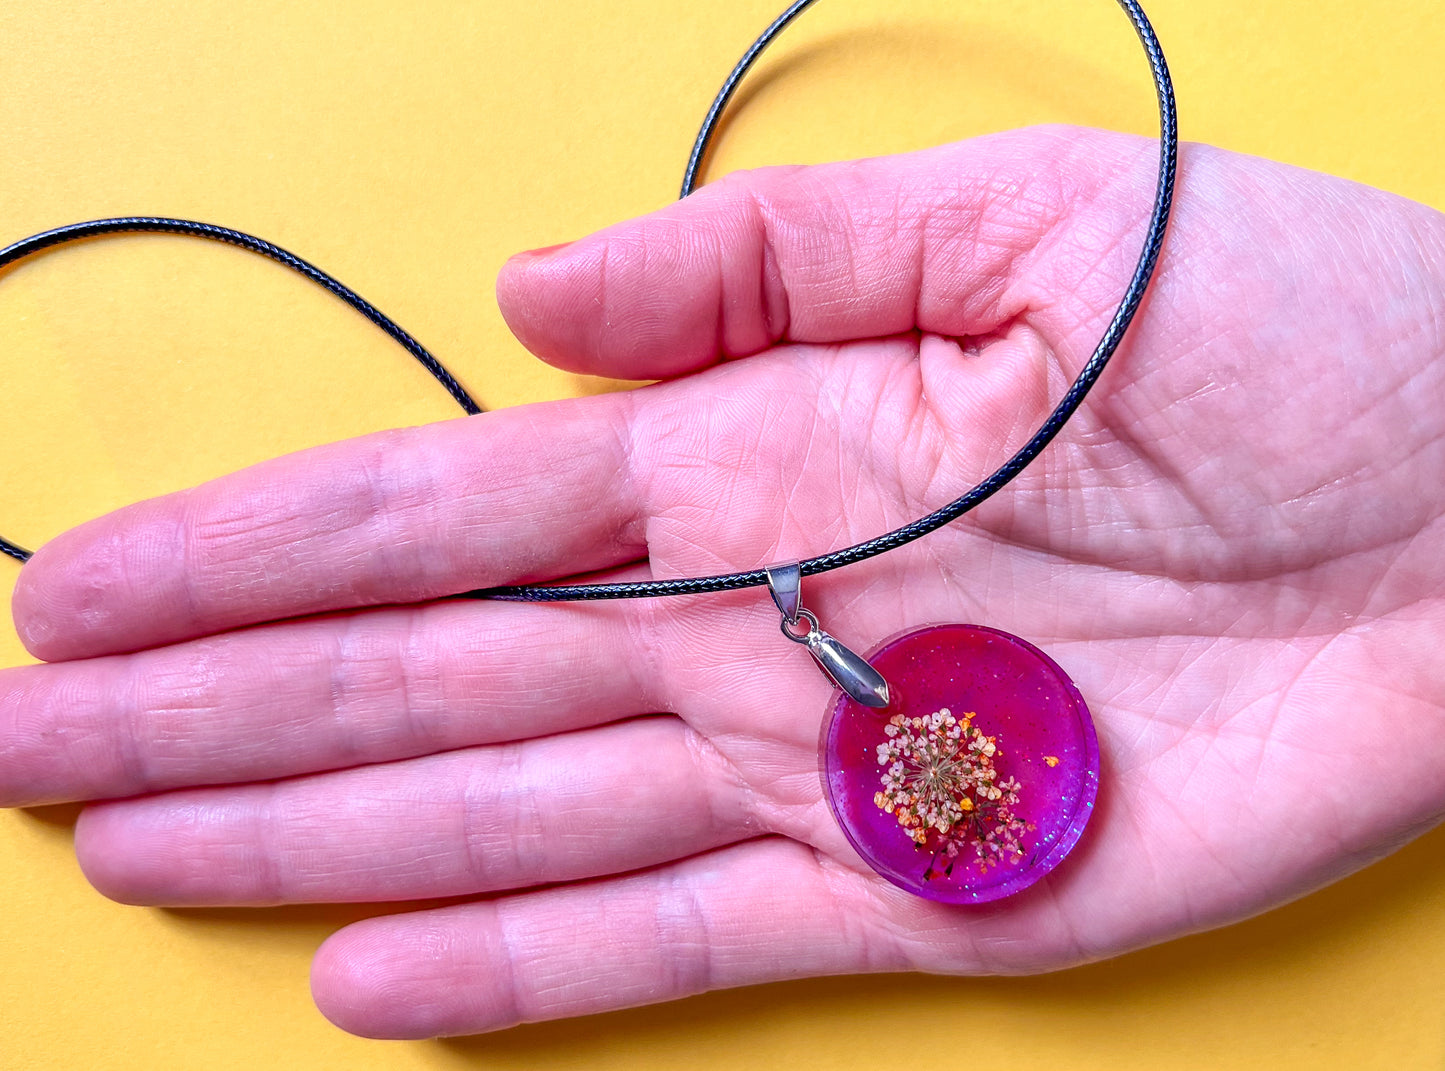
<box><xmin>1</xmin><ymin>0</ymin><xmax>1177</xmax><ymax>609</ymax></box>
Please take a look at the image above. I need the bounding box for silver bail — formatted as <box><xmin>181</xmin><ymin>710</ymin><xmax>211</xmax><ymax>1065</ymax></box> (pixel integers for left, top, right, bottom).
<box><xmin>766</xmin><ymin>564</ymin><xmax>890</xmax><ymax>709</ymax></box>
<box><xmin>764</xmin><ymin>562</ymin><xmax>802</xmax><ymax>625</ymax></box>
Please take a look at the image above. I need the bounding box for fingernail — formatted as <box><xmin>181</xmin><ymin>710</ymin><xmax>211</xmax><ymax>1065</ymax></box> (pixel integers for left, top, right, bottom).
<box><xmin>512</xmin><ymin>240</ymin><xmax>574</xmax><ymax>261</ymax></box>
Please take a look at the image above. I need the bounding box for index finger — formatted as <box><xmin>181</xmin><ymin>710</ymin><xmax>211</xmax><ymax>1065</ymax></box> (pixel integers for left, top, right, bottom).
<box><xmin>13</xmin><ymin>394</ymin><xmax>646</xmax><ymax>662</ymax></box>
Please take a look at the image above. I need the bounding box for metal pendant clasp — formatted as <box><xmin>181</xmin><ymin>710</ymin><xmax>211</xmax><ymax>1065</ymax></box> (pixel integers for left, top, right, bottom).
<box><xmin>765</xmin><ymin>563</ymin><xmax>890</xmax><ymax>708</ymax></box>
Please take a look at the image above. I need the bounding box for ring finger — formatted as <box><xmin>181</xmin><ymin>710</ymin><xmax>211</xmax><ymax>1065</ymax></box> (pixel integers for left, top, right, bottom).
<box><xmin>74</xmin><ymin>714</ymin><xmax>758</xmax><ymax>906</ymax></box>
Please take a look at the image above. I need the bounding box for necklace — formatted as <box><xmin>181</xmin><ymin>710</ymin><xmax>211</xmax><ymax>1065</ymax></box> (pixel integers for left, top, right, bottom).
<box><xmin>0</xmin><ymin>0</ymin><xmax>1178</xmax><ymax>904</ymax></box>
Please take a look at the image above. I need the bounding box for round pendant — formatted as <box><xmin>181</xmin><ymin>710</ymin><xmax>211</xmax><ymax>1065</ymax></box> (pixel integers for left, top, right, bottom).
<box><xmin>821</xmin><ymin>624</ymin><xmax>1099</xmax><ymax>904</ymax></box>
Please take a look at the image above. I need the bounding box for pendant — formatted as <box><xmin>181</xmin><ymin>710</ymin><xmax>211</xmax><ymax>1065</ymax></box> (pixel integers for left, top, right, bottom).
<box><xmin>766</xmin><ymin>567</ymin><xmax>1099</xmax><ymax>905</ymax></box>
<box><xmin>822</xmin><ymin>624</ymin><xmax>1098</xmax><ymax>903</ymax></box>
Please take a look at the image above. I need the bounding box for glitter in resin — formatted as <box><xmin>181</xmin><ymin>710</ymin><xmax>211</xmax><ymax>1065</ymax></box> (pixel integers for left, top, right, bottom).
<box><xmin>822</xmin><ymin>624</ymin><xmax>1099</xmax><ymax>904</ymax></box>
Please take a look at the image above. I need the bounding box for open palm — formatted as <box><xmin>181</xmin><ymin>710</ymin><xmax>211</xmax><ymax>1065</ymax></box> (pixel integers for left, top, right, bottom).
<box><xmin>4</xmin><ymin>127</ymin><xmax>1444</xmax><ymax>1038</ymax></box>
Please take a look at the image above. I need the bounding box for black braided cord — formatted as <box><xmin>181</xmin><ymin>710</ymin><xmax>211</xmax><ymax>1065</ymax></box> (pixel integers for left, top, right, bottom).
<box><xmin>0</xmin><ymin>219</ymin><xmax>482</xmax><ymax>563</ymax></box>
<box><xmin>482</xmin><ymin>0</ymin><xmax>1178</xmax><ymax>601</ymax></box>
<box><xmin>2</xmin><ymin>0</ymin><xmax>1178</xmax><ymax>610</ymax></box>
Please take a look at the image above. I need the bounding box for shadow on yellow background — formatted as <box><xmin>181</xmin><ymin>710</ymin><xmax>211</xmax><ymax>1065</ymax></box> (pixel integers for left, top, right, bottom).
<box><xmin>442</xmin><ymin>824</ymin><xmax>1445</xmax><ymax>1064</ymax></box>
<box><xmin>14</xmin><ymin>798</ymin><xmax>1445</xmax><ymax>1067</ymax></box>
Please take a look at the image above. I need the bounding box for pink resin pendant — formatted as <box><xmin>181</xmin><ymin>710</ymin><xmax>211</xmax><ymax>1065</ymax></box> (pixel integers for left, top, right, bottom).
<box><xmin>821</xmin><ymin>624</ymin><xmax>1099</xmax><ymax>904</ymax></box>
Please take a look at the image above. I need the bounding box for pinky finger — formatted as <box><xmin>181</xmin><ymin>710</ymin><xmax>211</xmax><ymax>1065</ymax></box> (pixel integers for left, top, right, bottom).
<box><xmin>310</xmin><ymin>839</ymin><xmax>917</xmax><ymax>1039</ymax></box>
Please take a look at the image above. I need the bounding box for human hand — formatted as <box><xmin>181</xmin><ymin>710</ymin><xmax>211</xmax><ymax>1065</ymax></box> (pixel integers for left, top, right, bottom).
<box><xmin>4</xmin><ymin>126</ymin><xmax>1444</xmax><ymax>1038</ymax></box>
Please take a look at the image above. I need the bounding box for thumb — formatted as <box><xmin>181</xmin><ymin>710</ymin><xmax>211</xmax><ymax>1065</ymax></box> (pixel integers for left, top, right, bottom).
<box><xmin>496</xmin><ymin>125</ymin><xmax>1160</xmax><ymax>380</ymax></box>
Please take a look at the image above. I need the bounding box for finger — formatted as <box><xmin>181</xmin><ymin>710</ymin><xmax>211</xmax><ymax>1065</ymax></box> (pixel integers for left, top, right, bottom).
<box><xmin>0</xmin><ymin>599</ymin><xmax>657</xmax><ymax>807</ymax></box>
<box><xmin>73</xmin><ymin>717</ymin><xmax>754</xmax><ymax>907</ymax></box>
<box><xmin>310</xmin><ymin>839</ymin><xmax>919</xmax><ymax>1039</ymax></box>
<box><xmin>307</xmin><ymin>810</ymin><xmax>1164</xmax><ymax>1037</ymax></box>
<box><xmin>13</xmin><ymin>394</ymin><xmax>645</xmax><ymax>662</ymax></box>
<box><xmin>497</xmin><ymin>126</ymin><xmax>1158</xmax><ymax>379</ymax></box>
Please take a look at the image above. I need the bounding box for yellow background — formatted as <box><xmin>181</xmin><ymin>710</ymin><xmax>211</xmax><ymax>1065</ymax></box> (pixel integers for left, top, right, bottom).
<box><xmin>2</xmin><ymin>1</ymin><xmax>1442</xmax><ymax>1067</ymax></box>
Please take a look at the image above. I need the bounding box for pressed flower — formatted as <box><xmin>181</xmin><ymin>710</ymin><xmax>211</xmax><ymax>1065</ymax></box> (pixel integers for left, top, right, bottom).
<box><xmin>873</xmin><ymin>706</ymin><xmax>1033</xmax><ymax>877</ymax></box>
